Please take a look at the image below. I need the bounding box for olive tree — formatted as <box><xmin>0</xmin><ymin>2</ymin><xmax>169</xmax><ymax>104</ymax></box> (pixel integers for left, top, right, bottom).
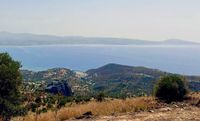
<box><xmin>0</xmin><ymin>53</ymin><xmax>26</xmax><ymax>121</ymax></box>
<box><xmin>154</xmin><ymin>75</ymin><xmax>188</xmax><ymax>102</ymax></box>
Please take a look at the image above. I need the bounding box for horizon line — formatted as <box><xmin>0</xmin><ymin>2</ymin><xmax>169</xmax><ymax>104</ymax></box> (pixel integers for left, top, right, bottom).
<box><xmin>0</xmin><ymin>31</ymin><xmax>199</xmax><ymax>43</ymax></box>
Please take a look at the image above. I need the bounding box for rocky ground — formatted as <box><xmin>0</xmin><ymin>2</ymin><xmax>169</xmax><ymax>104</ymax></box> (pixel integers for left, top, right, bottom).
<box><xmin>70</xmin><ymin>105</ymin><xmax>200</xmax><ymax>121</ymax></box>
<box><xmin>93</xmin><ymin>106</ymin><xmax>200</xmax><ymax>121</ymax></box>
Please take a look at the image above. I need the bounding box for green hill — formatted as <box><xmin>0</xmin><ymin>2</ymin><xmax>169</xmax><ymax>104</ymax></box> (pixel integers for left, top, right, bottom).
<box><xmin>86</xmin><ymin>63</ymin><xmax>200</xmax><ymax>97</ymax></box>
<box><xmin>21</xmin><ymin>68</ymin><xmax>91</xmax><ymax>96</ymax></box>
<box><xmin>21</xmin><ymin>64</ymin><xmax>200</xmax><ymax>97</ymax></box>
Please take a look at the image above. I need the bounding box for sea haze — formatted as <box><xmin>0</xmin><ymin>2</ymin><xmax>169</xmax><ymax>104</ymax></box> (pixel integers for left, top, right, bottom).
<box><xmin>0</xmin><ymin>45</ymin><xmax>200</xmax><ymax>75</ymax></box>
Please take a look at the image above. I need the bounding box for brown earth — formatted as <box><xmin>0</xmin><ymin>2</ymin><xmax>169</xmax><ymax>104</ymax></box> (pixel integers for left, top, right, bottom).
<box><xmin>70</xmin><ymin>105</ymin><xmax>200</xmax><ymax>121</ymax></box>
<box><xmin>94</xmin><ymin>106</ymin><xmax>200</xmax><ymax>121</ymax></box>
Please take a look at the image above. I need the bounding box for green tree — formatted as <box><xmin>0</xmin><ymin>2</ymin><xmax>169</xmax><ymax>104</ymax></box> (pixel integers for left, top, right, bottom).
<box><xmin>0</xmin><ymin>53</ymin><xmax>26</xmax><ymax>121</ymax></box>
<box><xmin>154</xmin><ymin>75</ymin><xmax>188</xmax><ymax>102</ymax></box>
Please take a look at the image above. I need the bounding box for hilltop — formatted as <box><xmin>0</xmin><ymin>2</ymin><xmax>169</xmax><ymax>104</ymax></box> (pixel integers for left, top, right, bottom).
<box><xmin>86</xmin><ymin>63</ymin><xmax>200</xmax><ymax>96</ymax></box>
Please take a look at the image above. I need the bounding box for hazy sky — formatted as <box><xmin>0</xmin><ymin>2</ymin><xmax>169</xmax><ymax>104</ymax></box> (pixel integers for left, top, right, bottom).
<box><xmin>0</xmin><ymin>0</ymin><xmax>200</xmax><ymax>41</ymax></box>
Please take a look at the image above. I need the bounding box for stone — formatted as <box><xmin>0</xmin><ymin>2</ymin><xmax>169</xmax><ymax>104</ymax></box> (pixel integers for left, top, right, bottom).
<box><xmin>159</xmin><ymin>107</ymin><xmax>172</xmax><ymax>112</ymax></box>
<box><xmin>149</xmin><ymin>110</ymin><xmax>154</xmax><ymax>113</ymax></box>
<box><xmin>45</xmin><ymin>80</ymin><xmax>72</xmax><ymax>96</ymax></box>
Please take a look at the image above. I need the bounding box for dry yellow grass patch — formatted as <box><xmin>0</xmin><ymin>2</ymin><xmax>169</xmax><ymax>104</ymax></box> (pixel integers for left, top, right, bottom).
<box><xmin>185</xmin><ymin>92</ymin><xmax>200</xmax><ymax>106</ymax></box>
<box><xmin>13</xmin><ymin>97</ymin><xmax>157</xmax><ymax>121</ymax></box>
<box><xmin>13</xmin><ymin>111</ymin><xmax>58</xmax><ymax>121</ymax></box>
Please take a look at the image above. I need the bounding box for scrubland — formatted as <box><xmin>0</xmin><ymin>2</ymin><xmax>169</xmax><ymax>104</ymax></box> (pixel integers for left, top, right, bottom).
<box><xmin>13</xmin><ymin>97</ymin><xmax>156</xmax><ymax>121</ymax></box>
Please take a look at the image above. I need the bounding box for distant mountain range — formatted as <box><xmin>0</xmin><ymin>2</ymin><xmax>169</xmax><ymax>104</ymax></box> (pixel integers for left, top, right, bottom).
<box><xmin>0</xmin><ymin>32</ymin><xmax>199</xmax><ymax>46</ymax></box>
<box><xmin>21</xmin><ymin>63</ymin><xmax>200</xmax><ymax>97</ymax></box>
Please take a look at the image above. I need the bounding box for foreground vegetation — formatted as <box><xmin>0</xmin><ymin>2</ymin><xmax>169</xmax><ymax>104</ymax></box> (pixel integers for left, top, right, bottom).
<box><xmin>0</xmin><ymin>53</ymin><xmax>199</xmax><ymax>121</ymax></box>
<box><xmin>12</xmin><ymin>92</ymin><xmax>200</xmax><ymax>121</ymax></box>
<box><xmin>13</xmin><ymin>97</ymin><xmax>156</xmax><ymax>121</ymax></box>
<box><xmin>0</xmin><ymin>53</ymin><xmax>26</xmax><ymax>121</ymax></box>
<box><xmin>154</xmin><ymin>75</ymin><xmax>188</xmax><ymax>102</ymax></box>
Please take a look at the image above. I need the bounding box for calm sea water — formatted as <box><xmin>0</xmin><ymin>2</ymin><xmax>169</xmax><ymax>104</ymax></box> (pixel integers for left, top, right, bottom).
<box><xmin>0</xmin><ymin>45</ymin><xmax>200</xmax><ymax>75</ymax></box>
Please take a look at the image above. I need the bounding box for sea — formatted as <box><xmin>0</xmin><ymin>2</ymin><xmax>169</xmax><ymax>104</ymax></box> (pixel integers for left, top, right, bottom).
<box><xmin>0</xmin><ymin>45</ymin><xmax>200</xmax><ymax>75</ymax></box>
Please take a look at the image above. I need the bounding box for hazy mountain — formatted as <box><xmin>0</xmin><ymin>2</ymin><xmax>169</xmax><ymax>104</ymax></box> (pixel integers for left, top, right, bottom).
<box><xmin>163</xmin><ymin>39</ymin><xmax>198</xmax><ymax>45</ymax></box>
<box><xmin>0</xmin><ymin>32</ymin><xmax>199</xmax><ymax>46</ymax></box>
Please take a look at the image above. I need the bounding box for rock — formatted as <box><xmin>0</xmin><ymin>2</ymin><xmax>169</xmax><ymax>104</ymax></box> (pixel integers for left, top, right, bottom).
<box><xmin>196</xmin><ymin>100</ymin><xmax>200</xmax><ymax>107</ymax></box>
<box><xmin>149</xmin><ymin>110</ymin><xmax>154</xmax><ymax>113</ymax></box>
<box><xmin>76</xmin><ymin>111</ymin><xmax>93</xmax><ymax>119</ymax></box>
<box><xmin>45</xmin><ymin>80</ymin><xmax>72</xmax><ymax>96</ymax></box>
<box><xmin>83</xmin><ymin>111</ymin><xmax>93</xmax><ymax>116</ymax></box>
<box><xmin>159</xmin><ymin>107</ymin><xmax>172</xmax><ymax>112</ymax></box>
<box><xmin>173</xmin><ymin>104</ymin><xmax>179</xmax><ymax>108</ymax></box>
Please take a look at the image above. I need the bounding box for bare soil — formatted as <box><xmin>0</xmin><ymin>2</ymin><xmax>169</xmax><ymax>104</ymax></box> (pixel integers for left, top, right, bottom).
<box><xmin>69</xmin><ymin>99</ymin><xmax>200</xmax><ymax>121</ymax></box>
<box><xmin>92</xmin><ymin>106</ymin><xmax>200</xmax><ymax>121</ymax></box>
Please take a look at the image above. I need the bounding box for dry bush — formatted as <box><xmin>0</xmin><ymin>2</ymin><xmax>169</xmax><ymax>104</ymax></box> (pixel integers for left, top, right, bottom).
<box><xmin>12</xmin><ymin>97</ymin><xmax>157</xmax><ymax>121</ymax></box>
<box><xmin>185</xmin><ymin>92</ymin><xmax>200</xmax><ymax>106</ymax></box>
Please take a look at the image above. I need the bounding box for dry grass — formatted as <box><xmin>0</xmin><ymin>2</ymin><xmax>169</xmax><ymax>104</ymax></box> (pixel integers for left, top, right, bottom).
<box><xmin>185</xmin><ymin>92</ymin><xmax>200</xmax><ymax>106</ymax></box>
<box><xmin>13</xmin><ymin>97</ymin><xmax>157</xmax><ymax>121</ymax></box>
<box><xmin>59</xmin><ymin>97</ymin><xmax>156</xmax><ymax>120</ymax></box>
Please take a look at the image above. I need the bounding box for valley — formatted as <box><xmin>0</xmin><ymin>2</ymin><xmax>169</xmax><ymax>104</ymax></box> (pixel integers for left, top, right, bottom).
<box><xmin>21</xmin><ymin>63</ymin><xmax>200</xmax><ymax>97</ymax></box>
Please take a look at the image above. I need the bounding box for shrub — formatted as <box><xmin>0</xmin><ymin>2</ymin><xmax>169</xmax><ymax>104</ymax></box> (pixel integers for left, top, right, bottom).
<box><xmin>154</xmin><ymin>75</ymin><xmax>188</xmax><ymax>102</ymax></box>
<box><xmin>29</xmin><ymin>103</ymin><xmax>37</xmax><ymax>112</ymax></box>
<box><xmin>0</xmin><ymin>53</ymin><xmax>27</xmax><ymax>121</ymax></box>
<box><xmin>96</xmin><ymin>92</ymin><xmax>105</xmax><ymax>102</ymax></box>
<box><xmin>58</xmin><ymin>96</ymin><xmax>73</xmax><ymax>108</ymax></box>
<box><xmin>74</xmin><ymin>96</ymin><xmax>91</xmax><ymax>103</ymax></box>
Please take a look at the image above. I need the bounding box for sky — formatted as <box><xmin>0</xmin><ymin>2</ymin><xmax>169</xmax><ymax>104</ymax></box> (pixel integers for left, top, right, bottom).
<box><xmin>0</xmin><ymin>0</ymin><xmax>200</xmax><ymax>41</ymax></box>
